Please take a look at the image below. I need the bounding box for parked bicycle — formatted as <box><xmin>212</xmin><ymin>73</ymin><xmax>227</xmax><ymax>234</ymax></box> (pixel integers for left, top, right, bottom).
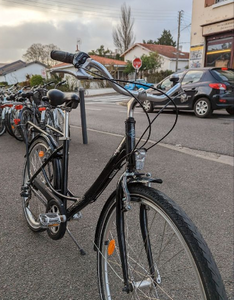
<box><xmin>20</xmin><ymin>50</ymin><xmax>227</xmax><ymax>300</ymax></box>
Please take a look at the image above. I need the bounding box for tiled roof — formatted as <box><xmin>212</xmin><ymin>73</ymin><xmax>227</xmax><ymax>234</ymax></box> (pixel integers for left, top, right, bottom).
<box><xmin>0</xmin><ymin>60</ymin><xmax>26</xmax><ymax>76</ymax></box>
<box><xmin>51</xmin><ymin>55</ymin><xmax>127</xmax><ymax>69</ymax></box>
<box><xmin>121</xmin><ymin>43</ymin><xmax>189</xmax><ymax>59</ymax></box>
<box><xmin>90</xmin><ymin>55</ymin><xmax>127</xmax><ymax>65</ymax></box>
<box><xmin>0</xmin><ymin>60</ymin><xmax>47</xmax><ymax>76</ymax></box>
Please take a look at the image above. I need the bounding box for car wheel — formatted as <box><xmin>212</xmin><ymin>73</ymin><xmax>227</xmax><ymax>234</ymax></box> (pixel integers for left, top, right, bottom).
<box><xmin>194</xmin><ymin>98</ymin><xmax>213</xmax><ymax>118</ymax></box>
<box><xmin>142</xmin><ymin>100</ymin><xmax>154</xmax><ymax>113</ymax></box>
<box><xmin>226</xmin><ymin>107</ymin><xmax>234</xmax><ymax>115</ymax></box>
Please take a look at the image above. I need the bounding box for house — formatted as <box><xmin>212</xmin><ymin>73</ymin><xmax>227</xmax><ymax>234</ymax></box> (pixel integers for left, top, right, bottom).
<box><xmin>120</xmin><ymin>43</ymin><xmax>189</xmax><ymax>72</ymax></box>
<box><xmin>190</xmin><ymin>0</ymin><xmax>234</xmax><ymax>68</ymax></box>
<box><xmin>0</xmin><ymin>60</ymin><xmax>48</xmax><ymax>85</ymax></box>
<box><xmin>49</xmin><ymin>55</ymin><xmax>127</xmax><ymax>89</ymax></box>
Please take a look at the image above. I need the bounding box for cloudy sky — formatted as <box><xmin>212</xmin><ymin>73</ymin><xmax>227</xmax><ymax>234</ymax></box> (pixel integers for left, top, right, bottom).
<box><xmin>0</xmin><ymin>0</ymin><xmax>193</xmax><ymax>63</ymax></box>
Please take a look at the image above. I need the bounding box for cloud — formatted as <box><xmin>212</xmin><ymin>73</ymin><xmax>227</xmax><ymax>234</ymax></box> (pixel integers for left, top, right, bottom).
<box><xmin>0</xmin><ymin>18</ymin><xmax>115</xmax><ymax>62</ymax></box>
<box><xmin>0</xmin><ymin>0</ymin><xmax>192</xmax><ymax>62</ymax></box>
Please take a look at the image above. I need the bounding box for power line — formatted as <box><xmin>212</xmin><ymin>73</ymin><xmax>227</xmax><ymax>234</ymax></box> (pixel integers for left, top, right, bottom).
<box><xmin>1</xmin><ymin>0</ymin><xmax>187</xmax><ymax>21</ymax></box>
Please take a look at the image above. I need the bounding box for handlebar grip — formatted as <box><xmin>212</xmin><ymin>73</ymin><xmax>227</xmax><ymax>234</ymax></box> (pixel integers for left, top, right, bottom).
<box><xmin>50</xmin><ymin>50</ymin><xmax>74</xmax><ymax>64</ymax></box>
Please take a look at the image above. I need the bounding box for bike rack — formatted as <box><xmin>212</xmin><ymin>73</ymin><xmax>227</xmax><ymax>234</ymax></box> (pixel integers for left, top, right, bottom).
<box><xmin>79</xmin><ymin>88</ymin><xmax>88</xmax><ymax>145</ymax></box>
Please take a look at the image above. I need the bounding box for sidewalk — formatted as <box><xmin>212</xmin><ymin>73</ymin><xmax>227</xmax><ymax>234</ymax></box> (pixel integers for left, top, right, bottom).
<box><xmin>85</xmin><ymin>87</ymin><xmax>117</xmax><ymax>97</ymax></box>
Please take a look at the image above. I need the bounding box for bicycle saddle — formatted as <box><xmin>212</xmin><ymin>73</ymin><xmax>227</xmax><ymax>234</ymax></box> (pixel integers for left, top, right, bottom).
<box><xmin>21</xmin><ymin>92</ymin><xmax>34</xmax><ymax>98</ymax></box>
<box><xmin>47</xmin><ymin>89</ymin><xmax>80</xmax><ymax>108</ymax></box>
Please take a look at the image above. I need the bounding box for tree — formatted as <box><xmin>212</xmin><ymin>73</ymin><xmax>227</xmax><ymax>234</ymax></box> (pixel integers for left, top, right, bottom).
<box><xmin>88</xmin><ymin>45</ymin><xmax>111</xmax><ymax>57</ymax></box>
<box><xmin>23</xmin><ymin>43</ymin><xmax>60</xmax><ymax>66</ymax></box>
<box><xmin>142</xmin><ymin>39</ymin><xmax>155</xmax><ymax>44</ymax></box>
<box><xmin>156</xmin><ymin>30</ymin><xmax>176</xmax><ymax>47</ymax></box>
<box><xmin>30</xmin><ymin>74</ymin><xmax>44</xmax><ymax>86</ymax></box>
<box><xmin>113</xmin><ymin>3</ymin><xmax>135</xmax><ymax>53</ymax></box>
<box><xmin>124</xmin><ymin>52</ymin><xmax>162</xmax><ymax>76</ymax></box>
<box><xmin>141</xmin><ymin>52</ymin><xmax>162</xmax><ymax>73</ymax></box>
<box><xmin>142</xmin><ymin>30</ymin><xmax>176</xmax><ymax>47</ymax></box>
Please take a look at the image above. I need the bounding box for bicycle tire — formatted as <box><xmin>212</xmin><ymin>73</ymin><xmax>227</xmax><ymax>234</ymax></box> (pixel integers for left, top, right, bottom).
<box><xmin>96</xmin><ymin>184</ymin><xmax>227</xmax><ymax>300</ymax></box>
<box><xmin>19</xmin><ymin>107</ymin><xmax>39</xmax><ymax>143</ymax></box>
<box><xmin>5</xmin><ymin>109</ymin><xmax>15</xmax><ymax>137</ymax></box>
<box><xmin>22</xmin><ymin>135</ymin><xmax>61</xmax><ymax>232</ymax></box>
<box><xmin>0</xmin><ymin>108</ymin><xmax>6</xmax><ymax>136</ymax></box>
<box><xmin>44</xmin><ymin>109</ymin><xmax>55</xmax><ymax>135</ymax></box>
<box><xmin>6</xmin><ymin>108</ymin><xmax>24</xmax><ymax>141</ymax></box>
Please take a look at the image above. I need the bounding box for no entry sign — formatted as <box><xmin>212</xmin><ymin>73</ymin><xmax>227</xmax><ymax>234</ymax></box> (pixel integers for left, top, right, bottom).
<box><xmin>132</xmin><ymin>57</ymin><xmax>142</xmax><ymax>69</ymax></box>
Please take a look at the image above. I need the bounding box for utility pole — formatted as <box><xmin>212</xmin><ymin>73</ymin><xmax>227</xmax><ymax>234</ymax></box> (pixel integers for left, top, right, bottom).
<box><xmin>176</xmin><ymin>10</ymin><xmax>183</xmax><ymax>72</ymax></box>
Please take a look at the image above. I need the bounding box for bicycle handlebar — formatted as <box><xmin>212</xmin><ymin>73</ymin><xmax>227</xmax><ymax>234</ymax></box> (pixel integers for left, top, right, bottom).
<box><xmin>51</xmin><ymin>50</ymin><xmax>74</xmax><ymax>64</ymax></box>
<box><xmin>50</xmin><ymin>50</ymin><xmax>185</xmax><ymax>103</ymax></box>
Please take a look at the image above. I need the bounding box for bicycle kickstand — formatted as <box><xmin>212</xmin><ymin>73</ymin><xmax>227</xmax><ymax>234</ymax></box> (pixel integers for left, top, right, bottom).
<box><xmin>66</xmin><ymin>226</ymin><xmax>86</xmax><ymax>255</ymax></box>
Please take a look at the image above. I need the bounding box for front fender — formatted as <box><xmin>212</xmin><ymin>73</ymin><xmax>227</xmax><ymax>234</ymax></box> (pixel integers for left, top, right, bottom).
<box><xmin>93</xmin><ymin>177</ymin><xmax>162</xmax><ymax>251</ymax></box>
<box><xmin>94</xmin><ymin>190</ymin><xmax>116</xmax><ymax>251</ymax></box>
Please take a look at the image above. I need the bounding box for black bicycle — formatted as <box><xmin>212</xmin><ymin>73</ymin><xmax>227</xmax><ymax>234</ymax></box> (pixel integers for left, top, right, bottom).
<box><xmin>20</xmin><ymin>50</ymin><xmax>227</xmax><ymax>300</ymax></box>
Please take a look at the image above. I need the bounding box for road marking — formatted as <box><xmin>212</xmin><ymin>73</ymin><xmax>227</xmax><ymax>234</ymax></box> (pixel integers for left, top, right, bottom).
<box><xmin>70</xmin><ymin>125</ymin><xmax>233</xmax><ymax>166</ymax></box>
<box><xmin>85</xmin><ymin>108</ymin><xmax>101</xmax><ymax>111</ymax></box>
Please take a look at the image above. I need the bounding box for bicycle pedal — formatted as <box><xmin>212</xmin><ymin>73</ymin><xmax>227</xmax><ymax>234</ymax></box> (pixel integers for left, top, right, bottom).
<box><xmin>39</xmin><ymin>213</ymin><xmax>66</xmax><ymax>228</ymax></box>
<box><xmin>20</xmin><ymin>185</ymin><xmax>29</xmax><ymax>197</ymax></box>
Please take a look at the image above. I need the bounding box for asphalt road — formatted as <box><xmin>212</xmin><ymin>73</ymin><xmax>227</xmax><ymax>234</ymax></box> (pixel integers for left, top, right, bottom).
<box><xmin>0</xmin><ymin>97</ymin><xmax>233</xmax><ymax>300</ymax></box>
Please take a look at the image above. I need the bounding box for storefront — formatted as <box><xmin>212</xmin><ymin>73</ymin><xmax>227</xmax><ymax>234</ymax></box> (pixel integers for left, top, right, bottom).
<box><xmin>202</xmin><ymin>18</ymin><xmax>234</xmax><ymax>68</ymax></box>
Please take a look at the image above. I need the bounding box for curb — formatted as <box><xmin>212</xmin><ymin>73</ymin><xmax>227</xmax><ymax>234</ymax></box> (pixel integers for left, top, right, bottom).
<box><xmin>85</xmin><ymin>92</ymin><xmax>118</xmax><ymax>98</ymax></box>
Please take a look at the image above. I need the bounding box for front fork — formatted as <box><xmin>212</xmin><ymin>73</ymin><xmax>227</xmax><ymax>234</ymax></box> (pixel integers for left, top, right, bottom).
<box><xmin>116</xmin><ymin>173</ymin><xmax>133</xmax><ymax>293</ymax></box>
<box><xmin>116</xmin><ymin>173</ymin><xmax>157</xmax><ymax>293</ymax></box>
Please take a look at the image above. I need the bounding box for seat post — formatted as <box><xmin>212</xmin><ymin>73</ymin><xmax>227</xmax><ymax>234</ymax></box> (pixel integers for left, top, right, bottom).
<box><xmin>63</xmin><ymin>109</ymin><xmax>70</xmax><ymax>140</ymax></box>
<box><xmin>60</xmin><ymin>108</ymin><xmax>71</xmax><ymax>207</ymax></box>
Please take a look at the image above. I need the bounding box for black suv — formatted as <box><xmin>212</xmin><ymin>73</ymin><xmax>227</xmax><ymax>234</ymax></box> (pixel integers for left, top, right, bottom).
<box><xmin>143</xmin><ymin>68</ymin><xmax>234</xmax><ymax>118</ymax></box>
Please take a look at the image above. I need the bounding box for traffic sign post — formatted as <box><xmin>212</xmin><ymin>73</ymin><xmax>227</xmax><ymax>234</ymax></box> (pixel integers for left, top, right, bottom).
<box><xmin>132</xmin><ymin>58</ymin><xmax>142</xmax><ymax>81</ymax></box>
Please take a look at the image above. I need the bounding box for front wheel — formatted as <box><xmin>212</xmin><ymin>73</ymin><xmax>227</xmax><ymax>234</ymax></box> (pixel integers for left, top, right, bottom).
<box><xmin>142</xmin><ymin>100</ymin><xmax>154</xmax><ymax>113</ymax></box>
<box><xmin>226</xmin><ymin>107</ymin><xmax>234</xmax><ymax>115</ymax></box>
<box><xmin>96</xmin><ymin>185</ymin><xmax>227</xmax><ymax>300</ymax></box>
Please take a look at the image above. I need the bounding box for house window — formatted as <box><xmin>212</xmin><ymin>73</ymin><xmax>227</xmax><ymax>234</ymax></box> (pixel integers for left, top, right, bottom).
<box><xmin>205</xmin><ymin>0</ymin><xmax>215</xmax><ymax>7</ymax></box>
<box><xmin>205</xmin><ymin>35</ymin><xmax>234</xmax><ymax>68</ymax></box>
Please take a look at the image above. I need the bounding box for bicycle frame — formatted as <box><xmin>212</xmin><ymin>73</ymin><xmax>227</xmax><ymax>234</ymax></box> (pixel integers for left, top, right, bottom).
<box><xmin>24</xmin><ymin>96</ymin><xmax>153</xmax><ymax>293</ymax></box>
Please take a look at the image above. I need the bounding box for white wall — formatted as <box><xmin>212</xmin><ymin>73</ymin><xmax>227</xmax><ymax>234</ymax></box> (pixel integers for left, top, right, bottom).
<box><xmin>190</xmin><ymin>0</ymin><xmax>234</xmax><ymax>67</ymax></box>
<box><xmin>124</xmin><ymin>45</ymin><xmax>188</xmax><ymax>72</ymax></box>
<box><xmin>0</xmin><ymin>63</ymin><xmax>47</xmax><ymax>85</ymax></box>
<box><xmin>124</xmin><ymin>47</ymin><xmax>150</xmax><ymax>62</ymax></box>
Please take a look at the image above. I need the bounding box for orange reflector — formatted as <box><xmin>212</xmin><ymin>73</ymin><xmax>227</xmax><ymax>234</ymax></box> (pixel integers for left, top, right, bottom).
<box><xmin>39</xmin><ymin>151</ymin><xmax>45</xmax><ymax>157</ymax></box>
<box><xmin>14</xmin><ymin>119</ymin><xmax>20</xmax><ymax>125</ymax></box>
<box><xmin>108</xmin><ymin>239</ymin><xmax>116</xmax><ymax>256</ymax></box>
<box><xmin>39</xmin><ymin>107</ymin><xmax>46</xmax><ymax>111</ymax></box>
<box><xmin>15</xmin><ymin>105</ymin><xmax>23</xmax><ymax>110</ymax></box>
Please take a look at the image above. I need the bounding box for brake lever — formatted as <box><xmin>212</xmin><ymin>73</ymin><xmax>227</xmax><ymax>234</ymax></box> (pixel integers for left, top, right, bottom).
<box><xmin>50</xmin><ymin>69</ymin><xmax>93</xmax><ymax>80</ymax></box>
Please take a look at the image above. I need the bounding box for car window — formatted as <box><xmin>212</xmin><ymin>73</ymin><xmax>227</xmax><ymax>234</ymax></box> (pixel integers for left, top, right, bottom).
<box><xmin>182</xmin><ymin>71</ymin><xmax>204</xmax><ymax>85</ymax></box>
<box><xmin>160</xmin><ymin>78</ymin><xmax>173</xmax><ymax>90</ymax></box>
<box><xmin>212</xmin><ymin>69</ymin><xmax>234</xmax><ymax>84</ymax></box>
<box><xmin>176</xmin><ymin>72</ymin><xmax>185</xmax><ymax>79</ymax></box>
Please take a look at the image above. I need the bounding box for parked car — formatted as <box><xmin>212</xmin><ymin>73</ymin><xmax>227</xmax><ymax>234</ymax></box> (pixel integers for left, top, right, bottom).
<box><xmin>124</xmin><ymin>79</ymin><xmax>154</xmax><ymax>91</ymax></box>
<box><xmin>143</xmin><ymin>67</ymin><xmax>234</xmax><ymax>118</ymax></box>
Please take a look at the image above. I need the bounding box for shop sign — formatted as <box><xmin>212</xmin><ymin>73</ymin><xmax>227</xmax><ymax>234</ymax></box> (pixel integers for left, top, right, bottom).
<box><xmin>203</xmin><ymin>19</ymin><xmax>234</xmax><ymax>36</ymax></box>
